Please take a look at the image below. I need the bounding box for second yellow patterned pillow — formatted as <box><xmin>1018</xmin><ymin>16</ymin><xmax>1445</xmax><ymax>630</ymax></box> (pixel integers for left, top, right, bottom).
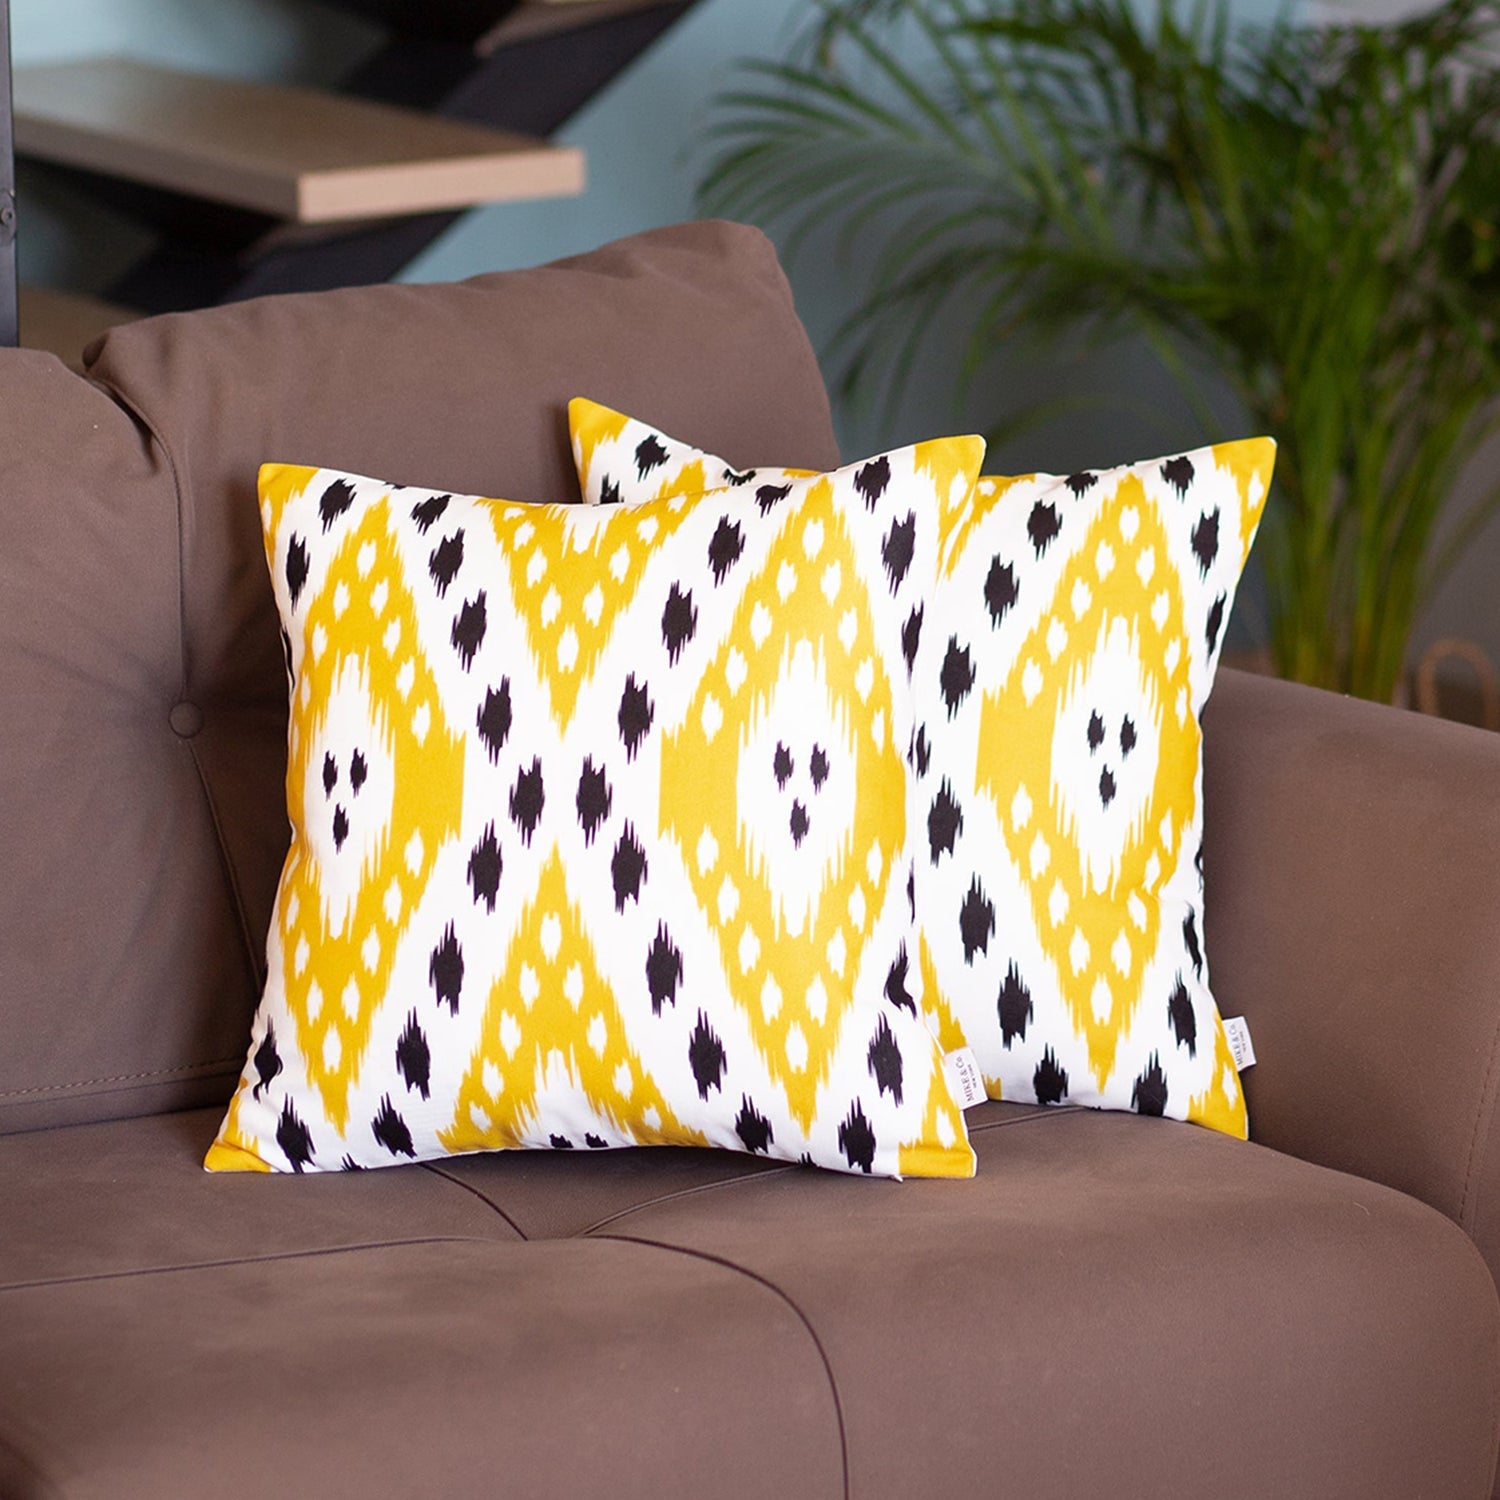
<box><xmin>570</xmin><ymin>397</ymin><xmax>1274</xmax><ymax>1139</ymax></box>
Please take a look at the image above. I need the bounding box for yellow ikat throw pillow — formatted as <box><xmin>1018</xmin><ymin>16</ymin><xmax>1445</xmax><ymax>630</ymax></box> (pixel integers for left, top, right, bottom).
<box><xmin>570</xmin><ymin>398</ymin><xmax>1275</xmax><ymax>1138</ymax></box>
<box><xmin>207</xmin><ymin>440</ymin><xmax>986</xmax><ymax>1178</ymax></box>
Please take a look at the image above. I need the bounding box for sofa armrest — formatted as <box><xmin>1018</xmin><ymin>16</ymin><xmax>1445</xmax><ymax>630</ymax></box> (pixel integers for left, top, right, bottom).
<box><xmin>1203</xmin><ymin>668</ymin><xmax>1500</xmax><ymax>1271</ymax></box>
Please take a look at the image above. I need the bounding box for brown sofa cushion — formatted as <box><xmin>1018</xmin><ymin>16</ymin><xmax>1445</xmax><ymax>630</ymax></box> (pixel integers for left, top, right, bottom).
<box><xmin>0</xmin><ymin>221</ymin><xmax>841</xmax><ymax>1135</ymax></box>
<box><xmin>1</xmin><ymin>1104</ymin><xmax>1494</xmax><ymax>1499</ymax></box>
<box><xmin>1203</xmin><ymin>670</ymin><xmax>1500</xmax><ymax>1271</ymax></box>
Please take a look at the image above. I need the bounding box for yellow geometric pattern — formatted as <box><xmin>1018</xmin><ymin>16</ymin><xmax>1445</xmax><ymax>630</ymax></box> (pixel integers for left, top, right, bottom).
<box><xmin>211</xmin><ymin>447</ymin><xmax>982</xmax><ymax>1178</ymax></box>
<box><xmin>900</xmin><ymin>1060</ymin><xmax>974</xmax><ymax>1180</ymax></box>
<box><xmin>905</xmin><ymin>933</ymin><xmax>987</xmax><ymax>1172</ymax></box>
<box><xmin>440</xmin><ymin>852</ymin><xmax>695</xmax><ymax>1154</ymax></box>
<box><xmin>566</xmin><ymin>408</ymin><xmax>1273</xmax><ymax>1143</ymax></box>
<box><xmin>569</xmin><ymin>396</ymin><xmax>817</xmax><ymax>507</ymax></box>
<box><xmin>1190</xmin><ymin>1014</ymin><xmax>1248</xmax><ymax>1139</ymax></box>
<box><xmin>485</xmin><ymin>491</ymin><xmax>701</xmax><ymax>732</ymax></box>
<box><xmin>918</xmin><ymin>935</ymin><xmax>976</xmax><ymax>1058</ymax></box>
<box><xmin>938</xmin><ymin>471</ymin><xmax>1031</xmax><ymax>577</ymax></box>
<box><xmin>268</xmin><ymin>472</ymin><xmax>464</xmax><ymax>1133</ymax></box>
<box><xmin>204</xmin><ymin>1084</ymin><xmax>272</xmax><ymax>1174</ymax></box>
<box><xmin>571</xmin><ymin>396</ymin><xmax>1004</xmax><ymax>584</ymax></box>
<box><xmin>660</xmin><ymin>478</ymin><xmax>904</xmax><ymax>1133</ymax></box>
<box><xmin>975</xmin><ymin>474</ymin><xmax>1196</xmax><ymax>1092</ymax></box>
<box><xmin>570</xmin><ymin>398</ymin><xmax>630</xmax><ymax>488</ymax></box>
<box><xmin>1211</xmin><ymin>438</ymin><xmax>1275</xmax><ymax>569</ymax></box>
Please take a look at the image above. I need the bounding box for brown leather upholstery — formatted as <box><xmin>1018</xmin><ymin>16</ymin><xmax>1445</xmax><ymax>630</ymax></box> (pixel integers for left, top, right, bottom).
<box><xmin>0</xmin><ymin>221</ymin><xmax>840</xmax><ymax>1135</ymax></box>
<box><xmin>0</xmin><ymin>1103</ymin><xmax>1494</xmax><ymax>1499</ymax></box>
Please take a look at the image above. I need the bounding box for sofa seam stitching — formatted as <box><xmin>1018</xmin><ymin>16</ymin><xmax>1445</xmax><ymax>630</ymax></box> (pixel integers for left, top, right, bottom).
<box><xmin>188</xmin><ymin>733</ymin><xmax>270</xmax><ymax>991</ymax></box>
<box><xmin>574</xmin><ymin>1111</ymin><xmax>1063</xmax><ymax>1236</ymax></box>
<box><xmin>968</xmin><ymin>1106</ymin><xmax>1082</xmax><ymax>1135</ymax></box>
<box><xmin>88</xmin><ymin>373</ymin><xmax>267</xmax><ymax>996</ymax></box>
<box><xmin>579</xmin><ymin>1165</ymin><xmax>799</xmax><ymax>1236</ymax></box>
<box><xmin>0</xmin><ymin>1058</ymin><xmax>243</xmax><ymax>1098</ymax></box>
<box><xmin>416</xmin><ymin>1161</ymin><xmax>529</xmax><ymax>1241</ymax></box>
<box><xmin>569</xmin><ymin>1109</ymin><xmax>1070</xmax><ymax>1235</ymax></box>
<box><xmin>0</xmin><ymin>1234</ymin><xmax>486</xmax><ymax>1294</ymax></box>
<box><xmin>596</xmin><ymin>1232</ymin><xmax>849</xmax><ymax>1500</ymax></box>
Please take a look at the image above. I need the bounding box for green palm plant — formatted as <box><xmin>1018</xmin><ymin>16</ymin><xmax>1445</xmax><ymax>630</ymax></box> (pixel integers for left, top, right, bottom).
<box><xmin>698</xmin><ymin>0</ymin><xmax>1500</xmax><ymax>702</ymax></box>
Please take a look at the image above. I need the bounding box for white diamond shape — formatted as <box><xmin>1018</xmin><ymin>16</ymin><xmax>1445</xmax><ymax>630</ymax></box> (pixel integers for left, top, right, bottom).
<box><xmin>735</xmin><ymin>639</ymin><xmax>857</xmax><ymax>940</ymax></box>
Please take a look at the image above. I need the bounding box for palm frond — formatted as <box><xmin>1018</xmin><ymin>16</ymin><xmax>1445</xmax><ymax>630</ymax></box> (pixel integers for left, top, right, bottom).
<box><xmin>697</xmin><ymin>0</ymin><xmax>1500</xmax><ymax>700</ymax></box>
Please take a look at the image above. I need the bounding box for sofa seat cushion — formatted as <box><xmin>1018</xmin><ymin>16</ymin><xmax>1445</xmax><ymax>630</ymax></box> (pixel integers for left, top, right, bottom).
<box><xmin>2</xmin><ymin>1106</ymin><xmax>1496</xmax><ymax>1500</ymax></box>
<box><xmin>0</xmin><ymin>1106</ymin><xmax>782</xmax><ymax>1287</ymax></box>
<box><xmin>0</xmin><ymin>1240</ymin><xmax>841</xmax><ymax>1500</ymax></box>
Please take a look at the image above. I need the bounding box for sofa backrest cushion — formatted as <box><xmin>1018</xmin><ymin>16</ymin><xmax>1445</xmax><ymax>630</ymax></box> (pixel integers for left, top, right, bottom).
<box><xmin>0</xmin><ymin>220</ymin><xmax>841</xmax><ymax>1134</ymax></box>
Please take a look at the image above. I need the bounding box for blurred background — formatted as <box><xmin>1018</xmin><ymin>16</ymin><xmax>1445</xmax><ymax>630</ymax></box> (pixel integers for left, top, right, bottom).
<box><xmin>7</xmin><ymin>0</ymin><xmax>1496</xmax><ymax>706</ymax></box>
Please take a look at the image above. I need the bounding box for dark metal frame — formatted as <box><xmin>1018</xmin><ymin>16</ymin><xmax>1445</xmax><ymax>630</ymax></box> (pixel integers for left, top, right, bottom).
<box><xmin>0</xmin><ymin>0</ymin><xmax>16</xmax><ymax>347</ymax></box>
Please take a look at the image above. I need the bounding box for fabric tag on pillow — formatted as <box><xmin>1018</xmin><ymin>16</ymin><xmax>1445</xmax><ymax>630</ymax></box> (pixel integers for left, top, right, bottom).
<box><xmin>1222</xmin><ymin>1017</ymin><xmax>1257</xmax><ymax>1072</ymax></box>
<box><xmin>944</xmin><ymin>1048</ymin><xmax>987</xmax><ymax>1109</ymax></box>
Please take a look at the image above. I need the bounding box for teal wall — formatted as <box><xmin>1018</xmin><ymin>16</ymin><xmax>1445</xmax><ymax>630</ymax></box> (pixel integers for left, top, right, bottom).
<box><xmin>9</xmin><ymin>0</ymin><xmax>382</xmax><ymax>81</ymax></box>
<box><xmin>405</xmin><ymin>2</ymin><xmax>811</xmax><ymax>282</ymax></box>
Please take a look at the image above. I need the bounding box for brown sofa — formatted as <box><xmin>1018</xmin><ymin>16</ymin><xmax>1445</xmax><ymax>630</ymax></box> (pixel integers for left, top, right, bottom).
<box><xmin>3</xmin><ymin>220</ymin><xmax>1499</xmax><ymax>1500</ymax></box>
